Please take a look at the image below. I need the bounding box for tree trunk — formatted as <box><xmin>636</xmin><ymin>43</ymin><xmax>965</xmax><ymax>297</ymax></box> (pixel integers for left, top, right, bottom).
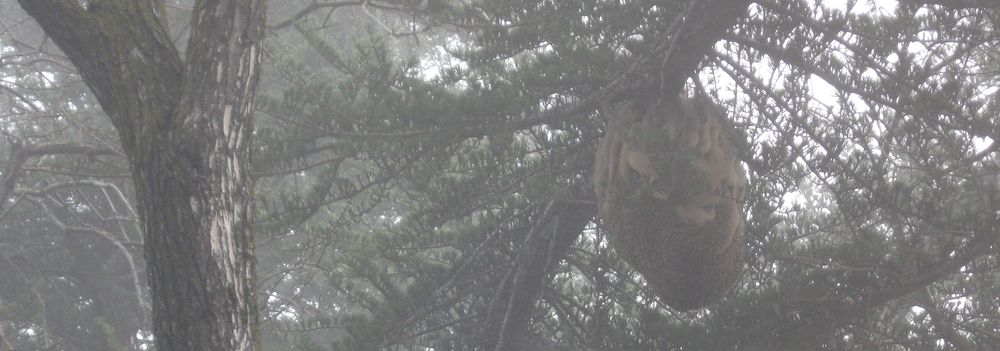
<box><xmin>16</xmin><ymin>1</ymin><xmax>265</xmax><ymax>350</ymax></box>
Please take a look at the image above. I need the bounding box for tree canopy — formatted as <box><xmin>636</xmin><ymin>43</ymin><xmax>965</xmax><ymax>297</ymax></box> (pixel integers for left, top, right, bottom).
<box><xmin>1</xmin><ymin>0</ymin><xmax>998</xmax><ymax>350</ymax></box>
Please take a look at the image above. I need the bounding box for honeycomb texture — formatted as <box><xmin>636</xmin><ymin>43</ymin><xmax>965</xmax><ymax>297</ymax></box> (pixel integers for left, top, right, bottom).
<box><xmin>594</xmin><ymin>94</ymin><xmax>746</xmax><ymax>310</ymax></box>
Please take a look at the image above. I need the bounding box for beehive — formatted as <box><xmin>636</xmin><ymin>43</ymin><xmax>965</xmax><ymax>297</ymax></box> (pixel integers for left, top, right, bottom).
<box><xmin>593</xmin><ymin>94</ymin><xmax>746</xmax><ymax>310</ymax></box>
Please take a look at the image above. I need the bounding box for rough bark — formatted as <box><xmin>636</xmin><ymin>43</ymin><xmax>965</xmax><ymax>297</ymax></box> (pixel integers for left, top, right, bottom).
<box><xmin>16</xmin><ymin>1</ymin><xmax>266</xmax><ymax>350</ymax></box>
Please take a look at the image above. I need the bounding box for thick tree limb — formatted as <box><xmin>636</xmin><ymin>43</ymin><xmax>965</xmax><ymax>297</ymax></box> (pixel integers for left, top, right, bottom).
<box><xmin>17</xmin><ymin>1</ymin><xmax>182</xmax><ymax>149</ymax></box>
<box><xmin>654</xmin><ymin>0</ymin><xmax>752</xmax><ymax>95</ymax></box>
<box><xmin>483</xmin><ymin>200</ymin><xmax>596</xmax><ymax>351</ymax></box>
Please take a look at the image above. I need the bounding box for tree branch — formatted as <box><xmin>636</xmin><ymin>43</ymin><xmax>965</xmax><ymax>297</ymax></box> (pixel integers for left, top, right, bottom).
<box><xmin>655</xmin><ymin>0</ymin><xmax>752</xmax><ymax>95</ymax></box>
<box><xmin>20</xmin><ymin>143</ymin><xmax>121</xmax><ymax>158</ymax></box>
<box><xmin>268</xmin><ymin>0</ymin><xmax>364</xmax><ymax>30</ymax></box>
<box><xmin>17</xmin><ymin>0</ymin><xmax>183</xmax><ymax>145</ymax></box>
<box><xmin>917</xmin><ymin>287</ymin><xmax>977</xmax><ymax>351</ymax></box>
<box><xmin>1</xmin><ymin>141</ymin><xmax>114</xmax><ymax>211</ymax></box>
<box><xmin>484</xmin><ymin>200</ymin><xmax>596</xmax><ymax>351</ymax></box>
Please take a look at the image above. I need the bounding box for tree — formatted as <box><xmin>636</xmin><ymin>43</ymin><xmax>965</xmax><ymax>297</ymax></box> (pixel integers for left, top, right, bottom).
<box><xmin>254</xmin><ymin>0</ymin><xmax>1000</xmax><ymax>349</ymax></box>
<box><xmin>14</xmin><ymin>1</ymin><xmax>265</xmax><ymax>350</ymax></box>
<box><xmin>4</xmin><ymin>0</ymin><xmax>1000</xmax><ymax>350</ymax></box>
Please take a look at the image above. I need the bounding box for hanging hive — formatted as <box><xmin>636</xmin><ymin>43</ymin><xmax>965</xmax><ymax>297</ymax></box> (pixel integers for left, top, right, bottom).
<box><xmin>594</xmin><ymin>94</ymin><xmax>746</xmax><ymax>310</ymax></box>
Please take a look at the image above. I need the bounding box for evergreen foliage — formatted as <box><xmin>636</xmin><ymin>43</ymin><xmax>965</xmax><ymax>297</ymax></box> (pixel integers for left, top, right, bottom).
<box><xmin>252</xmin><ymin>1</ymin><xmax>1000</xmax><ymax>349</ymax></box>
<box><xmin>1</xmin><ymin>0</ymin><xmax>999</xmax><ymax>350</ymax></box>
